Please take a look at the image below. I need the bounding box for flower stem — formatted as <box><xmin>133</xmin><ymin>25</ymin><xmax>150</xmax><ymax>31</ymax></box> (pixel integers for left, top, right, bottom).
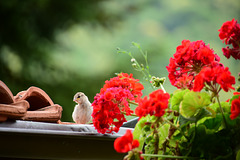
<box><xmin>160</xmin><ymin>83</ymin><xmax>166</xmax><ymax>93</ymax></box>
<box><xmin>216</xmin><ymin>95</ymin><xmax>228</xmax><ymax>129</ymax></box>
<box><xmin>128</xmin><ymin>101</ymin><xmax>138</xmax><ymax>106</ymax></box>
<box><xmin>142</xmin><ymin>154</ymin><xmax>200</xmax><ymax>159</ymax></box>
<box><xmin>152</xmin><ymin>119</ymin><xmax>160</xmax><ymax>160</ymax></box>
<box><xmin>120</xmin><ymin>111</ymin><xmax>138</xmax><ymax>117</ymax></box>
<box><xmin>130</xmin><ymin>113</ymin><xmax>138</xmax><ymax>117</ymax></box>
<box><xmin>164</xmin><ymin>118</ymin><xmax>189</xmax><ymax>140</ymax></box>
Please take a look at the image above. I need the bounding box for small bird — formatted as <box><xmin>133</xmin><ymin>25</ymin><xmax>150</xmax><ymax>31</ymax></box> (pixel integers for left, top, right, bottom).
<box><xmin>72</xmin><ymin>92</ymin><xmax>93</xmax><ymax>124</ymax></box>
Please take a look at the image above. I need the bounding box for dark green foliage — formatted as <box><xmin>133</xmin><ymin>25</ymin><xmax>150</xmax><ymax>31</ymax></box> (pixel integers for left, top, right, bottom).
<box><xmin>0</xmin><ymin>0</ymin><xmax>125</xmax><ymax>121</ymax></box>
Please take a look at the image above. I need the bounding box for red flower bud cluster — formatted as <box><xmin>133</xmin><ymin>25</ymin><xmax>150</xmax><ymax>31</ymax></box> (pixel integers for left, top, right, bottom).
<box><xmin>135</xmin><ymin>89</ymin><xmax>170</xmax><ymax>118</ymax></box>
<box><xmin>92</xmin><ymin>73</ymin><xmax>144</xmax><ymax>134</ymax></box>
<box><xmin>114</xmin><ymin>130</ymin><xmax>140</xmax><ymax>153</ymax></box>
<box><xmin>219</xmin><ymin>18</ymin><xmax>240</xmax><ymax>60</ymax></box>
<box><xmin>230</xmin><ymin>92</ymin><xmax>240</xmax><ymax>120</ymax></box>
<box><xmin>166</xmin><ymin>40</ymin><xmax>220</xmax><ymax>89</ymax></box>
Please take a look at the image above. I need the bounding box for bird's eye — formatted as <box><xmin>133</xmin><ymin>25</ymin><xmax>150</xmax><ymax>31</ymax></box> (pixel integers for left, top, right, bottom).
<box><xmin>77</xmin><ymin>95</ymin><xmax>81</xmax><ymax>98</ymax></box>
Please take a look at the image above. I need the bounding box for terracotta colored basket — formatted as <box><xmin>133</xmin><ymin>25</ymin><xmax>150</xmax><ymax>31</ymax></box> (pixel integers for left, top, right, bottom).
<box><xmin>0</xmin><ymin>81</ymin><xmax>62</xmax><ymax>123</ymax></box>
<box><xmin>15</xmin><ymin>86</ymin><xmax>63</xmax><ymax>122</ymax></box>
<box><xmin>0</xmin><ymin>81</ymin><xmax>29</xmax><ymax>122</ymax></box>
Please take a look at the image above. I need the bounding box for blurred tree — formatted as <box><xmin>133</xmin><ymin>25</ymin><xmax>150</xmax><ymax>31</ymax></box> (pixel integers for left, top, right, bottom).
<box><xmin>0</xmin><ymin>0</ymin><xmax>140</xmax><ymax>121</ymax></box>
<box><xmin>0</xmin><ymin>0</ymin><xmax>121</xmax><ymax>84</ymax></box>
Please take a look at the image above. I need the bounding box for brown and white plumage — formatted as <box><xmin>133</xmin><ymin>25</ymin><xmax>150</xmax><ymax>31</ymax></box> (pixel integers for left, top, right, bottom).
<box><xmin>72</xmin><ymin>92</ymin><xmax>92</xmax><ymax>124</ymax></box>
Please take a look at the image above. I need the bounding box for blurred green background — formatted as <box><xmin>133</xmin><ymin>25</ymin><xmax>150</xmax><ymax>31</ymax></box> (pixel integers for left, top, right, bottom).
<box><xmin>0</xmin><ymin>0</ymin><xmax>239</xmax><ymax>122</ymax></box>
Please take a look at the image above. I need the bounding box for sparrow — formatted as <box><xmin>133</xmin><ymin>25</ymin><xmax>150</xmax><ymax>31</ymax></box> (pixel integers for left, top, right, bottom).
<box><xmin>72</xmin><ymin>92</ymin><xmax>93</xmax><ymax>124</ymax></box>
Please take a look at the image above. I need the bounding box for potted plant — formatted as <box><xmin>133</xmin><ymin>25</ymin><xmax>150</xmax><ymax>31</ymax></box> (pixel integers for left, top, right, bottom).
<box><xmin>91</xmin><ymin>18</ymin><xmax>240</xmax><ymax>160</ymax></box>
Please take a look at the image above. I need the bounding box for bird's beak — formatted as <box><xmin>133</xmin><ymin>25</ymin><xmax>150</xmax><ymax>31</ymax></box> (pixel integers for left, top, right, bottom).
<box><xmin>73</xmin><ymin>98</ymin><xmax>79</xmax><ymax>103</ymax></box>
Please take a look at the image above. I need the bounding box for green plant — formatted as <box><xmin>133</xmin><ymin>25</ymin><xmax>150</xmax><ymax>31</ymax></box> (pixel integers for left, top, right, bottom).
<box><xmin>92</xmin><ymin>18</ymin><xmax>240</xmax><ymax>159</ymax></box>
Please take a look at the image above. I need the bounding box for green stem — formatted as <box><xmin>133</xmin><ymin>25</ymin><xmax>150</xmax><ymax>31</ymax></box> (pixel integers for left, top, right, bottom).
<box><xmin>142</xmin><ymin>154</ymin><xmax>200</xmax><ymax>159</ymax></box>
<box><xmin>121</xmin><ymin>111</ymin><xmax>138</xmax><ymax>117</ymax></box>
<box><xmin>216</xmin><ymin>95</ymin><xmax>228</xmax><ymax>129</ymax></box>
<box><xmin>130</xmin><ymin>53</ymin><xmax>154</xmax><ymax>91</ymax></box>
<box><xmin>160</xmin><ymin>83</ymin><xmax>166</xmax><ymax>93</ymax></box>
<box><xmin>152</xmin><ymin>119</ymin><xmax>161</xmax><ymax>160</ymax></box>
<box><xmin>128</xmin><ymin>101</ymin><xmax>138</xmax><ymax>106</ymax></box>
<box><xmin>164</xmin><ymin>118</ymin><xmax>189</xmax><ymax>140</ymax></box>
<box><xmin>130</xmin><ymin>113</ymin><xmax>138</xmax><ymax>117</ymax></box>
<box><xmin>153</xmin><ymin>130</ymin><xmax>160</xmax><ymax>159</ymax></box>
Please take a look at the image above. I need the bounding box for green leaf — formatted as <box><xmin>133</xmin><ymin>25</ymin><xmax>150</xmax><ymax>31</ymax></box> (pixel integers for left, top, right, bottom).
<box><xmin>210</xmin><ymin>102</ymin><xmax>230</xmax><ymax>113</ymax></box>
<box><xmin>157</xmin><ymin>123</ymin><xmax>170</xmax><ymax>146</ymax></box>
<box><xmin>180</xmin><ymin>91</ymin><xmax>211</xmax><ymax>118</ymax></box>
<box><xmin>179</xmin><ymin>107</ymin><xmax>214</xmax><ymax>128</ymax></box>
<box><xmin>133</xmin><ymin>115</ymin><xmax>152</xmax><ymax>150</ymax></box>
<box><xmin>203</xmin><ymin>114</ymin><xmax>222</xmax><ymax>130</ymax></box>
<box><xmin>236</xmin><ymin>150</ymin><xmax>240</xmax><ymax>160</ymax></box>
<box><xmin>229</xmin><ymin>94</ymin><xmax>240</xmax><ymax>104</ymax></box>
<box><xmin>194</xmin><ymin>107</ymin><xmax>214</xmax><ymax>122</ymax></box>
<box><xmin>224</xmin><ymin>113</ymin><xmax>240</xmax><ymax>128</ymax></box>
<box><xmin>179</xmin><ymin>114</ymin><xmax>195</xmax><ymax>128</ymax></box>
<box><xmin>171</xmin><ymin>89</ymin><xmax>190</xmax><ymax>111</ymax></box>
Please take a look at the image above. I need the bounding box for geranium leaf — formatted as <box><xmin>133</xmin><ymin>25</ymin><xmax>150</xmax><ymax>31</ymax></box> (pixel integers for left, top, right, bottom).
<box><xmin>203</xmin><ymin>114</ymin><xmax>222</xmax><ymax>130</ymax></box>
<box><xmin>157</xmin><ymin>123</ymin><xmax>170</xmax><ymax>145</ymax></box>
<box><xmin>178</xmin><ymin>114</ymin><xmax>196</xmax><ymax>128</ymax></box>
<box><xmin>180</xmin><ymin>91</ymin><xmax>211</xmax><ymax>118</ymax></box>
<box><xmin>210</xmin><ymin>102</ymin><xmax>230</xmax><ymax>113</ymax></box>
<box><xmin>171</xmin><ymin>89</ymin><xmax>190</xmax><ymax>111</ymax></box>
<box><xmin>236</xmin><ymin>150</ymin><xmax>240</xmax><ymax>160</ymax></box>
<box><xmin>133</xmin><ymin>115</ymin><xmax>151</xmax><ymax>150</ymax></box>
<box><xmin>229</xmin><ymin>94</ymin><xmax>240</xmax><ymax>104</ymax></box>
<box><xmin>224</xmin><ymin>113</ymin><xmax>240</xmax><ymax>128</ymax></box>
<box><xmin>194</xmin><ymin>107</ymin><xmax>213</xmax><ymax>122</ymax></box>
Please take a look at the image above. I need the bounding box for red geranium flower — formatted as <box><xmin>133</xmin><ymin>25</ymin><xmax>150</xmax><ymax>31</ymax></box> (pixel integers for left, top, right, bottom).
<box><xmin>92</xmin><ymin>73</ymin><xmax>144</xmax><ymax>134</ymax></box>
<box><xmin>230</xmin><ymin>95</ymin><xmax>240</xmax><ymax>120</ymax></box>
<box><xmin>92</xmin><ymin>87</ymin><xmax>135</xmax><ymax>134</ymax></box>
<box><xmin>100</xmin><ymin>73</ymin><xmax>144</xmax><ymax>102</ymax></box>
<box><xmin>166</xmin><ymin>40</ymin><xmax>220</xmax><ymax>90</ymax></box>
<box><xmin>193</xmin><ymin>63</ymin><xmax>235</xmax><ymax>92</ymax></box>
<box><xmin>135</xmin><ymin>89</ymin><xmax>170</xmax><ymax>118</ymax></box>
<box><xmin>219</xmin><ymin>18</ymin><xmax>240</xmax><ymax>60</ymax></box>
<box><xmin>219</xmin><ymin>18</ymin><xmax>238</xmax><ymax>44</ymax></box>
<box><xmin>114</xmin><ymin>130</ymin><xmax>139</xmax><ymax>153</ymax></box>
<box><xmin>174</xmin><ymin>74</ymin><xmax>194</xmax><ymax>89</ymax></box>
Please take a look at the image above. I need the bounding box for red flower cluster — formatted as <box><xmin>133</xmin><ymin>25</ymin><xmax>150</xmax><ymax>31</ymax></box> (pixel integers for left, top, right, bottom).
<box><xmin>100</xmin><ymin>73</ymin><xmax>144</xmax><ymax>102</ymax></box>
<box><xmin>166</xmin><ymin>40</ymin><xmax>220</xmax><ymax>89</ymax></box>
<box><xmin>114</xmin><ymin>130</ymin><xmax>140</xmax><ymax>153</ymax></box>
<box><xmin>219</xmin><ymin>18</ymin><xmax>240</xmax><ymax>60</ymax></box>
<box><xmin>135</xmin><ymin>89</ymin><xmax>170</xmax><ymax>118</ymax></box>
<box><xmin>230</xmin><ymin>92</ymin><xmax>240</xmax><ymax>120</ymax></box>
<box><xmin>193</xmin><ymin>63</ymin><xmax>235</xmax><ymax>92</ymax></box>
<box><xmin>92</xmin><ymin>73</ymin><xmax>144</xmax><ymax>134</ymax></box>
<box><xmin>174</xmin><ymin>74</ymin><xmax>194</xmax><ymax>90</ymax></box>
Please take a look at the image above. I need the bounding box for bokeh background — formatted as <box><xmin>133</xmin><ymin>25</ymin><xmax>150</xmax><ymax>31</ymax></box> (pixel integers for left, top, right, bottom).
<box><xmin>0</xmin><ymin>0</ymin><xmax>239</xmax><ymax>122</ymax></box>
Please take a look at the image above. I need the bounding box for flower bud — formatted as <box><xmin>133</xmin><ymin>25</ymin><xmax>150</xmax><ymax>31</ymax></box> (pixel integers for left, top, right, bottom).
<box><xmin>131</xmin><ymin>58</ymin><xmax>136</xmax><ymax>63</ymax></box>
<box><xmin>237</xmin><ymin>85</ymin><xmax>240</xmax><ymax>92</ymax></box>
<box><xmin>132</xmin><ymin>63</ymin><xmax>138</xmax><ymax>69</ymax></box>
<box><xmin>151</xmin><ymin>76</ymin><xmax>166</xmax><ymax>87</ymax></box>
<box><xmin>159</xmin><ymin>77</ymin><xmax>166</xmax><ymax>84</ymax></box>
